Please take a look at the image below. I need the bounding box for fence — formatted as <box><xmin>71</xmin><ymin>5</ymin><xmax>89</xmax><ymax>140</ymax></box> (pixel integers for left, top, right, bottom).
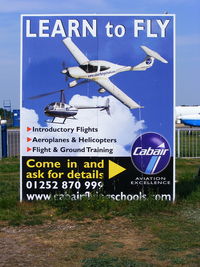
<box><xmin>3</xmin><ymin>128</ymin><xmax>200</xmax><ymax>158</ymax></box>
<box><xmin>7</xmin><ymin>129</ymin><xmax>20</xmax><ymax>157</ymax></box>
<box><xmin>176</xmin><ymin>128</ymin><xmax>200</xmax><ymax>158</ymax></box>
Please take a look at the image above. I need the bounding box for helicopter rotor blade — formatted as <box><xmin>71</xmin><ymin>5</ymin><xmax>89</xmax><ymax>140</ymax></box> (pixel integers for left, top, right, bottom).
<box><xmin>29</xmin><ymin>89</ymin><xmax>67</xmax><ymax>100</ymax></box>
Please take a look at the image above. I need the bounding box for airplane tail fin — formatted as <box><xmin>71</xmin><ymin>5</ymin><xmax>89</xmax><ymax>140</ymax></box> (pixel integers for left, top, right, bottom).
<box><xmin>141</xmin><ymin>46</ymin><xmax>168</xmax><ymax>63</ymax></box>
<box><xmin>133</xmin><ymin>46</ymin><xmax>168</xmax><ymax>71</ymax></box>
<box><xmin>100</xmin><ymin>98</ymin><xmax>111</xmax><ymax>115</ymax></box>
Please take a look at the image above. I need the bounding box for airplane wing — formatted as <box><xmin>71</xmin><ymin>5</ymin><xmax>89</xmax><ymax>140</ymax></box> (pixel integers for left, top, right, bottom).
<box><xmin>63</xmin><ymin>37</ymin><xmax>89</xmax><ymax>65</ymax></box>
<box><xmin>96</xmin><ymin>78</ymin><xmax>142</xmax><ymax>109</ymax></box>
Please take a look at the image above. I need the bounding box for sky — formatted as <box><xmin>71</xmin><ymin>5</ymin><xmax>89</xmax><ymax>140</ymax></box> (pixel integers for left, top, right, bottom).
<box><xmin>0</xmin><ymin>0</ymin><xmax>199</xmax><ymax>110</ymax></box>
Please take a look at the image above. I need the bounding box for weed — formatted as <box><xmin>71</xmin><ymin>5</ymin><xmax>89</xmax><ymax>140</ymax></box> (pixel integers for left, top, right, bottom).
<box><xmin>111</xmin><ymin>241</ymin><xmax>124</xmax><ymax>248</ymax></box>
<box><xmin>8</xmin><ymin>212</ymin><xmax>26</xmax><ymax>226</ymax></box>
<box><xmin>170</xmin><ymin>257</ymin><xmax>187</xmax><ymax>265</ymax></box>
<box><xmin>82</xmin><ymin>255</ymin><xmax>153</xmax><ymax>267</ymax></box>
<box><xmin>71</xmin><ymin>242</ymin><xmax>80</xmax><ymax>248</ymax></box>
<box><xmin>23</xmin><ymin>216</ymin><xmax>45</xmax><ymax>226</ymax></box>
<box><xmin>137</xmin><ymin>247</ymin><xmax>149</xmax><ymax>251</ymax></box>
<box><xmin>89</xmin><ymin>233</ymin><xmax>101</xmax><ymax>238</ymax></box>
<box><xmin>81</xmin><ymin>241</ymin><xmax>104</xmax><ymax>251</ymax></box>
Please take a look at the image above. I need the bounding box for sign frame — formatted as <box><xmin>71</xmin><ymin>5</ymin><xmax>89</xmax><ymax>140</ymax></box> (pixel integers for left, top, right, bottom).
<box><xmin>20</xmin><ymin>14</ymin><xmax>176</xmax><ymax>202</ymax></box>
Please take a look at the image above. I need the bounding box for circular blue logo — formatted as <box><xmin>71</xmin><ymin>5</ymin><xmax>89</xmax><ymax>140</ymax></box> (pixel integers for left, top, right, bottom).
<box><xmin>131</xmin><ymin>133</ymin><xmax>171</xmax><ymax>175</ymax></box>
<box><xmin>146</xmin><ymin>57</ymin><xmax>152</xmax><ymax>65</ymax></box>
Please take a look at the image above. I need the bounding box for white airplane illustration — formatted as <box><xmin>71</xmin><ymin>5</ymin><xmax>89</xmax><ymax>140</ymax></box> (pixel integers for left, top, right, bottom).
<box><xmin>176</xmin><ymin>106</ymin><xmax>200</xmax><ymax>127</ymax></box>
<box><xmin>62</xmin><ymin>38</ymin><xmax>168</xmax><ymax>109</ymax></box>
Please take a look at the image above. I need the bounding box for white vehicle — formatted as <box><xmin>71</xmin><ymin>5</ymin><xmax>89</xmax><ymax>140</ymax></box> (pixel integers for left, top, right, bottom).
<box><xmin>62</xmin><ymin>37</ymin><xmax>168</xmax><ymax>109</ymax></box>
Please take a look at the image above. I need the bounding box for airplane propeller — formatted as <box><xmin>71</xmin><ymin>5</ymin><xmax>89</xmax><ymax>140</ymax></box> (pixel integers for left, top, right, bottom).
<box><xmin>62</xmin><ymin>61</ymin><xmax>66</xmax><ymax>69</ymax></box>
<box><xmin>61</xmin><ymin>61</ymin><xmax>70</xmax><ymax>81</ymax></box>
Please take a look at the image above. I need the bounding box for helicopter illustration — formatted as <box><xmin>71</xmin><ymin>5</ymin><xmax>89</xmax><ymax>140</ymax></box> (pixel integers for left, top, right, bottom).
<box><xmin>61</xmin><ymin>37</ymin><xmax>168</xmax><ymax>109</ymax></box>
<box><xmin>29</xmin><ymin>89</ymin><xmax>110</xmax><ymax>124</ymax></box>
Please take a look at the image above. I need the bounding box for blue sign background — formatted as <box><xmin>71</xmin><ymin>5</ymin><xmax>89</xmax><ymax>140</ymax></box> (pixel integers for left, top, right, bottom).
<box><xmin>22</xmin><ymin>15</ymin><xmax>174</xmax><ymax>152</ymax></box>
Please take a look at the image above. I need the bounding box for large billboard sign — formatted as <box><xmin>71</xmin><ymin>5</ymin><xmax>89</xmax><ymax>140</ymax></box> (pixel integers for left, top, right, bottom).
<box><xmin>20</xmin><ymin>14</ymin><xmax>175</xmax><ymax>201</ymax></box>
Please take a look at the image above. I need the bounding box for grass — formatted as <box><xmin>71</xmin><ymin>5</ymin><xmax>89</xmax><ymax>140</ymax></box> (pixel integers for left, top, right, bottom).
<box><xmin>81</xmin><ymin>241</ymin><xmax>104</xmax><ymax>251</ymax></box>
<box><xmin>0</xmin><ymin>157</ymin><xmax>200</xmax><ymax>266</ymax></box>
<box><xmin>136</xmin><ymin>210</ymin><xmax>200</xmax><ymax>263</ymax></box>
<box><xmin>81</xmin><ymin>255</ymin><xmax>153</xmax><ymax>267</ymax></box>
<box><xmin>176</xmin><ymin>158</ymin><xmax>200</xmax><ymax>200</ymax></box>
<box><xmin>0</xmin><ymin>157</ymin><xmax>200</xmax><ymax>224</ymax></box>
<box><xmin>0</xmin><ymin>158</ymin><xmax>53</xmax><ymax>225</ymax></box>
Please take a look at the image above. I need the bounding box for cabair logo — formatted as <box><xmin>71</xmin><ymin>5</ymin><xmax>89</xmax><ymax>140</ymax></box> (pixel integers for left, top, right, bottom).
<box><xmin>131</xmin><ymin>133</ymin><xmax>171</xmax><ymax>175</ymax></box>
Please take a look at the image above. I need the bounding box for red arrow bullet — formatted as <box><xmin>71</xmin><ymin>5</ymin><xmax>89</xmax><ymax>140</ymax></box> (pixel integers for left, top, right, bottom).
<box><xmin>27</xmin><ymin>137</ymin><xmax>32</xmax><ymax>142</ymax></box>
<box><xmin>27</xmin><ymin>127</ymin><xmax>32</xmax><ymax>132</ymax></box>
<box><xmin>27</xmin><ymin>147</ymin><xmax>31</xmax><ymax>152</ymax></box>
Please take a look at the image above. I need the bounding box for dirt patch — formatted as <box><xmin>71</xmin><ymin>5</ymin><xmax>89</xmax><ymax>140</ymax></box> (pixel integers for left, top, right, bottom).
<box><xmin>0</xmin><ymin>217</ymin><xmax>157</xmax><ymax>267</ymax></box>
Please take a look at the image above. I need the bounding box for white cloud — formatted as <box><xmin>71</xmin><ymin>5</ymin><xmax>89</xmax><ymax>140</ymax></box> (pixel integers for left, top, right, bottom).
<box><xmin>21</xmin><ymin>95</ymin><xmax>145</xmax><ymax>157</ymax></box>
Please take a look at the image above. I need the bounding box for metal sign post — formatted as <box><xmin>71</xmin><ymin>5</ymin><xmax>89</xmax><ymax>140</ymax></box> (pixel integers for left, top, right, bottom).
<box><xmin>0</xmin><ymin>124</ymin><xmax>2</xmax><ymax>159</ymax></box>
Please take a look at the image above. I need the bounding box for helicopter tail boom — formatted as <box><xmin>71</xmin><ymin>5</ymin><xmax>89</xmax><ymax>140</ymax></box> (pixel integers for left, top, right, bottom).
<box><xmin>74</xmin><ymin>98</ymin><xmax>110</xmax><ymax>115</ymax></box>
